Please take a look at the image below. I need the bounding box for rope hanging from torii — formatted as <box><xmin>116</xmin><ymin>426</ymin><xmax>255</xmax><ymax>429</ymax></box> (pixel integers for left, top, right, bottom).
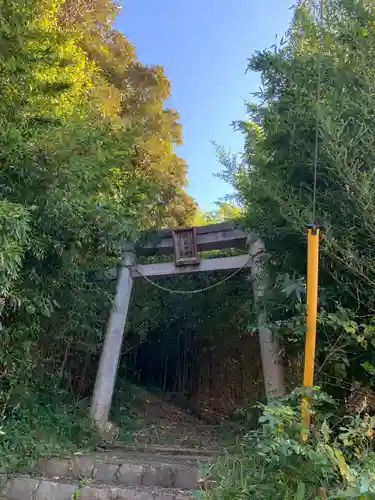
<box><xmin>132</xmin><ymin>254</ymin><xmax>252</xmax><ymax>295</ymax></box>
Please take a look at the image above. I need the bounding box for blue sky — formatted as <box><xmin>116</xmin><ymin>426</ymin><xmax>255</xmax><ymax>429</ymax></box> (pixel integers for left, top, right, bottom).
<box><xmin>118</xmin><ymin>1</ymin><xmax>293</xmax><ymax>211</ymax></box>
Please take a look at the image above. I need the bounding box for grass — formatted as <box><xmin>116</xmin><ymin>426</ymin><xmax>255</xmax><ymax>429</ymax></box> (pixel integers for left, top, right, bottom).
<box><xmin>198</xmin><ymin>447</ymin><xmax>321</xmax><ymax>500</ymax></box>
<box><xmin>0</xmin><ymin>391</ymin><xmax>97</xmax><ymax>471</ymax></box>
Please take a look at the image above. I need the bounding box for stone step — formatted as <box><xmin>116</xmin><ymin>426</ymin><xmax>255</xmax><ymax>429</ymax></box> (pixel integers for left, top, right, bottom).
<box><xmin>1</xmin><ymin>476</ymin><xmax>194</xmax><ymax>500</ymax></box>
<box><xmin>34</xmin><ymin>451</ymin><xmax>211</xmax><ymax>490</ymax></box>
<box><xmin>109</xmin><ymin>443</ymin><xmax>221</xmax><ymax>458</ymax></box>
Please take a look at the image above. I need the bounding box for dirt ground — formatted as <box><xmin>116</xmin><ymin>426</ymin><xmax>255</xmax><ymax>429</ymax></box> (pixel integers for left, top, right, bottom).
<box><xmin>110</xmin><ymin>385</ymin><xmax>241</xmax><ymax>450</ymax></box>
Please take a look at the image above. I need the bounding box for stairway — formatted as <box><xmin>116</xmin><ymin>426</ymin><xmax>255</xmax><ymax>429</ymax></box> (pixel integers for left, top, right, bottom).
<box><xmin>0</xmin><ymin>445</ymin><xmax>219</xmax><ymax>499</ymax></box>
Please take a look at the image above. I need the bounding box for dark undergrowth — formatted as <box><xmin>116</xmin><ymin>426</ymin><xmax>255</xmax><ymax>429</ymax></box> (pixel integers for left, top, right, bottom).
<box><xmin>0</xmin><ymin>391</ymin><xmax>96</xmax><ymax>471</ymax></box>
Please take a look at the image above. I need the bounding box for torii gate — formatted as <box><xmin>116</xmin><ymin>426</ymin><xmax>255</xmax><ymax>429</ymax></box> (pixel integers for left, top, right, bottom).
<box><xmin>90</xmin><ymin>221</ymin><xmax>285</xmax><ymax>427</ymax></box>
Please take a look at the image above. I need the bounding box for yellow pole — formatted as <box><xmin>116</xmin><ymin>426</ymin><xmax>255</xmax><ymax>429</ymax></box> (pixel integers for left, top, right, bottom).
<box><xmin>301</xmin><ymin>224</ymin><xmax>320</xmax><ymax>439</ymax></box>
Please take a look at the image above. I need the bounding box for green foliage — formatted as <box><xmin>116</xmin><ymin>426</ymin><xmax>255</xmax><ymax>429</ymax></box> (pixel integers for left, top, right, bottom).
<box><xmin>56</xmin><ymin>0</ymin><xmax>197</xmax><ymax>227</ymax></box>
<box><xmin>0</xmin><ymin>0</ymin><xmax>196</xmax><ymax>468</ymax></box>
<box><xmin>193</xmin><ymin>203</ymin><xmax>241</xmax><ymax>226</ymax></box>
<box><xmin>263</xmin><ymin>274</ymin><xmax>375</xmax><ymax>390</ymax></box>
<box><xmin>0</xmin><ymin>392</ymin><xmax>94</xmax><ymax>471</ymax></box>
<box><xmin>220</xmin><ymin>0</ymin><xmax>375</xmax><ymax>307</ymax></box>
<box><xmin>203</xmin><ymin>390</ymin><xmax>375</xmax><ymax>500</ymax></box>
<box><xmin>215</xmin><ymin>0</ymin><xmax>375</xmax><ymax>401</ymax></box>
<box><xmin>0</xmin><ymin>0</ymin><xmax>92</xmax><ymax>122</ymax></box>
<box><xmin>208</xmin><ymin>1</ymin><xmax>375</xmax><ymax>495</ymax></box>
<box><xmin>0</xmin><ymin>200</ymin><xmax>30</xmax><ymax>297</ymax></box>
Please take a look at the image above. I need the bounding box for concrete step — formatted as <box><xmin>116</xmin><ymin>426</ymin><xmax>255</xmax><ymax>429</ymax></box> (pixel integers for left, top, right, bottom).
<box><xmin>34</xmin><ymin>451</ymin><xmax>213</xmax><ymax>490</ymax></box>
<box><xmin>0</xmin><ymin>447</ymin><xmax>218</xmax><ymax>499</ymax></box>
<box><xmin>109</xmin><ymin>443</ymin><xmax>221</xmax><ymax>458</ymax></box>
<box><xmin>1</xmin><ymin>476</ymin><xmax>194</xmax><ymax>500</ymax></box>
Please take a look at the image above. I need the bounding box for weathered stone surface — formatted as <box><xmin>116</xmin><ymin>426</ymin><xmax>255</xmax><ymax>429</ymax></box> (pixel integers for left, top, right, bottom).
<box><xmin>34</xmin><ymin>480</ymin><xmax>77</xmax><ymax>500</ymax></box>
<box><xmin>0</xmin><ymin>450</ymin><xmax>207</xmax><ymax>499</ymax></box>
<box><xmin>80</xmin><ymin>485</ymin><xmax>161</xmax><ymax>500</ymax></box>
<box><xmin>174</xmin><ymin>493</ymin><xmax>194</xmax><ymax>500</ymax></box>
<box><xmin>79</xmin><ymin>485</ymin><xmax>193</xmax><ymax>500</ymax></box>
<box><xmin>3</xmin><ymin>477</ymin><xmax>40</xmax><ymax>500</ymax></box>
<box><xmin>117</xmin><ymin>462</ymin><xmax>143</xmax><ymax>486</ymax></box>
<box><xmin>17</xmin><ymin>461</ymin><xmax>38</xmax><ymax>476</ymax></box>
<box><xmin>40</xmin><ymin>457</ymin><xmax>70</xmax><ymax>478</ymax></box>
<box><xmin>93</xmin><ymin>462</ymin><xmax>119</xmax><ymax>483</ymax></box>
<box><xmin>110</xmin><ymin>487</ymin><xmax>156</xmax><ymax>500</ymax></box>
<box><xmin>149</xmin><ymin>490</ymin><xmax>191</xmax><ymax>500</ymax></box>
<box><xmin>142</xmin><ymin>465</ymin><xmax>173</xmax><ymax>489</ymax></box>
<box><xmin>79</xmin><ymin>486</ymin><xmax>113</xmax><ymax>499</ymax></box>
<box><xmin>173</xmin><ymin>468</ymin><xmax>198</xmax><ymax>490</ymax></box>
<box><xmin>68</xmin><ymin>455</ymin><xmax>95</xmax><ymax>479</ymax></box>
<box><xmin>0</xmin><ymin>477</ymin><xmax>195</xmax><ymax>500</ymax></box>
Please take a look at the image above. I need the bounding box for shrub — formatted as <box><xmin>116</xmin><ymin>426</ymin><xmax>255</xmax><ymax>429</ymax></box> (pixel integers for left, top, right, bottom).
<box><xmin>202</xmin><ymin>389</ymin><xmax>375</xmax><ymax>499</ymax></box>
